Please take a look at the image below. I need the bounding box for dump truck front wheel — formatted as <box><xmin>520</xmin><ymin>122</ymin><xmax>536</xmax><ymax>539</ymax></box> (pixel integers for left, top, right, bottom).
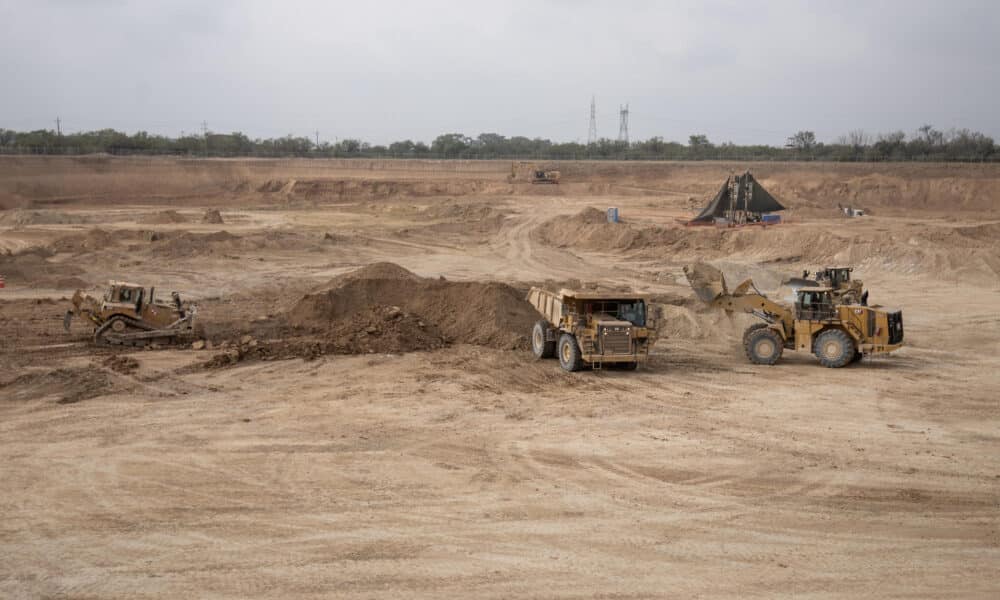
<box><xmin>745</xmin><ymin>327</ymin><xmax>783</xmax><ymax>365</ymax></box>
<box><xmin>531</xmin><ymin>320</ymin><xmax>556</xmax><ymax>359</ymax></box>
<box><xmin>814</xmin><ymin>329</ymin><xmax>854</xmax><ymax>368</ymax></box>
<box><xmin>557</xmin><ymin>334</ymin><xmax>584</xmax><ymax>372</ymax></box>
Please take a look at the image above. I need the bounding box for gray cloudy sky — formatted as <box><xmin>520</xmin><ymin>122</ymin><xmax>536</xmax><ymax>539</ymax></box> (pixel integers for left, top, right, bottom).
<box><xmin>2</xmin><ymin>0</ymin><xmax>998</xmax><ymax>145</ymax></box>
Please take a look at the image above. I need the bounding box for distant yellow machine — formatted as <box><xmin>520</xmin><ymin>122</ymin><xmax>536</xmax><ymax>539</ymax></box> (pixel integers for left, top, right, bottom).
<box><xmin>510</xmin><ymin>161</ymin><xmax>560</xmax><ymax>184</ymax></box>
<box><xmin>685</xmin><ymin>264</ymin><xmax>903</xmax><ymax>368</ymax></box>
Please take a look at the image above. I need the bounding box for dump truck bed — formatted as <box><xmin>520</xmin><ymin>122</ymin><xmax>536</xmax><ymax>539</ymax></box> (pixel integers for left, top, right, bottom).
<box><xmin>526</xmin><ymin>287</ymin><xmax>563</xmax><ymax>325</ymax></box>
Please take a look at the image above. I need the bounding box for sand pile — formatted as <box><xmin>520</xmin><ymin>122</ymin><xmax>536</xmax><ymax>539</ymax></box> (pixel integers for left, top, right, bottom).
<box><xmin>0</xmin><ymin>247</ymin><xmax>87</xmax><ymax>287</ymax></box>
<box><xmin>202</xmin><ymin>209</ymin><xmax>224</xmax><ymax>224</ymax></box>
<box><xmin>50</xmin><ymin>228</ymin><xmax>120</xmax><ymax>253</ymax></box>
<box><xmin>139</xmin><ymin>210</ymin><xmax>188</xmax><ymax>224</ymax></box>
<box><xmin>533</xmin><ymin>207</ymin><xmax>682</xmax><ymax>251</ymax></box>
<box><xmin>0</xmin><ymin>366</ymin><xmax>115</xmax><ymax>404</ymax></box>
<box><xmin>150</xmin><ymin>230</ymin><xmax>322</xmax><ymax>258</ymax></box>
<box><xmin>0</xmin><ymin>210</ymin><xmax>92</xmax><ymax>226</ymax></box>
<box><xmin>288</xmin><ymin>262</ymin><xmax>536</xmax><ymax>351</ymax></box>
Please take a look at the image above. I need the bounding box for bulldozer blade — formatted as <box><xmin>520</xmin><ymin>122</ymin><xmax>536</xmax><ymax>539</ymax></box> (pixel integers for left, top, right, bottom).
<box><xmin>684</xmin><ymin>263</ymin><xmax>728</xmax><ymax>304</ymax></box>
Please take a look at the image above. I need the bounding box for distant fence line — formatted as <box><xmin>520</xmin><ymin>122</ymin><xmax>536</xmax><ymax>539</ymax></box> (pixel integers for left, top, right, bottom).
<box><xmin>0</xmin><ymin>146</ymin><xmax>998</xmax><ymax>163</ymax></box>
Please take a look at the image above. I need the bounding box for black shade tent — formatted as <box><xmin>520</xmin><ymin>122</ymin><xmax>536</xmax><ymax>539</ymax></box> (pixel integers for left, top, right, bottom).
<box><xmin>689</xmin><ymin>171</ymin><xmax>785</xmax><ymax>224</ymax></box>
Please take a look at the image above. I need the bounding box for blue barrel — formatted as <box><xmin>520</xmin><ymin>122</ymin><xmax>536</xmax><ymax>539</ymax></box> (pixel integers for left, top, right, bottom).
<box><xmin>607</xmin><ymin>207</ymin><xmax>619</xmax><ymax>223</ymax></box>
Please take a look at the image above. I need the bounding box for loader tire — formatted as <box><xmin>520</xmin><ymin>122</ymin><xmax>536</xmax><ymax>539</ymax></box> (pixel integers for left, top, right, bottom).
<box><xmin>557</xmin><ymin>334</ymin><xmax>584</xmax><ymax>372</ymax></box>
<box><xmin>814</xmin><ymin>329</ymin><xmax>854</xmax><ymax>368</ymax></box>
<box><xmin>744</xmin><ymin>327</ymin><xmax>783</xmax><ymax>365</ymax></box>
<box><xmin>531</xmin><ymin>320</ymin><xmax>556</xmax><ymax>359</ymax></box>
<box><xmin>742</xmin><ymin>323</ymin><xmax>769</xmax><ymax>345</ymax></box>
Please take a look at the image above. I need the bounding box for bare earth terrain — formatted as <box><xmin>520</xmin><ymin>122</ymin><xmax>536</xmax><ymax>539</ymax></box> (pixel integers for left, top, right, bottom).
<box><xmin>1</xmin><ymin>157</ymin><xmax>998</xmax><ymax>598</ymax></box>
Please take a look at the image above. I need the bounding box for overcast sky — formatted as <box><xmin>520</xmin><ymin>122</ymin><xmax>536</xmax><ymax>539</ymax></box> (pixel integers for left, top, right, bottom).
<box><xmin>2</xmin><ymin>0</ymin><xmax>998</xmax><ymax>145</ymax></box>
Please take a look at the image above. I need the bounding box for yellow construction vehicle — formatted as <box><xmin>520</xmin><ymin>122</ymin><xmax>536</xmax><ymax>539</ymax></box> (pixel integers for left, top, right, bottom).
<box><xmin>64</xmin><ymin>281</ymin><xmax>198</xmax><ymax>347</ymax></box>
<box><xmin>526</xmin><ymin>287</ymin><xmax>655</xmax><ymax>371</ymax></box>
<box><xmin>685</xmin><ymin>264</ymin><xmax>903</xmax><ymax>367</ymax></box>
<box><xmin>510</xmin><ymin>161</ymin><xmax>560</xmax><ymax>184</ymax></box>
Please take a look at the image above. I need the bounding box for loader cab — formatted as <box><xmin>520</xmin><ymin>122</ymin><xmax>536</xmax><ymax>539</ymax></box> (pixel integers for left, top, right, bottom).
<box><xmin>817</xmin><ymin>267</ymin><xmax>852</xmax><ymax>288</ymax></box>
<box><xmin>796</xmin><ymin>286</ymin><xmax>836</xmax><ymax>321</ymax></box>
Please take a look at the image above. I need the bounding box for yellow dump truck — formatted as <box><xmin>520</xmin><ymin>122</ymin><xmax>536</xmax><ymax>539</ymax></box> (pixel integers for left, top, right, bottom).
<box><xmin>526</xmin><ymin>287</ymin><xmax>655</xmax><ymax>371</ymax></box>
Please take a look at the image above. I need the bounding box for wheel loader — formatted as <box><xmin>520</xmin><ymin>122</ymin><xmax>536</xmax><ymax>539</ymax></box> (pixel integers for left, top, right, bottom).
<box><xmin>64</xmin><ymin>281</ymin><xmax>198</xmax><ymax>347</ymax></box>
<box><xmin>684</xmin><ymin>263</ymin><xmax>903</xmax><ymax>368</ymax></box>
<box><xmin>526</xmin><ymin>288</ymin><xmax>656</xmax><ymax>372</ymax></box>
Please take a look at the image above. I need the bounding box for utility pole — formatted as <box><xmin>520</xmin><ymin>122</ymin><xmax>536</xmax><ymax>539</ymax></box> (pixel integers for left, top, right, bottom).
<box><xmin>55</xmin><ymin>117</ymin><xmax>61</xmax><ymax>136</ymax></box>
<box><xmin>315</xmin><ymin>130</ymin><xmax>320</xmax><ymax>149</ymax></box>
<box><xmin>587</xmin><ymin>96</ymin><xmax>597</xmax><ymax>145</ymax></box>
<box><xmin>618</xmin><ymin>104</ymin><xmax>629</xmax><ymax>145</ymax></box>
<box><xmin>201</xmin><ymin>121</ymin><xmax>208</xmax><ymax>157</ymax></box>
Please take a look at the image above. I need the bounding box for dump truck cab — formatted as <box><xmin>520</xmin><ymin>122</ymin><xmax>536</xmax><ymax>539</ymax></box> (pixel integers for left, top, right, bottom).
<box><xmin>526</xmin><ymin>288</ymin><xmax>655</xmax><ymax>372</ymax></box>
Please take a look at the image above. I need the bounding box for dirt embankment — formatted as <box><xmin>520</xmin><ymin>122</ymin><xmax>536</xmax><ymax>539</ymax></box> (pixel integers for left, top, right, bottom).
<box><xmin>535</xmin><ymin>209</ymin><xmax>1000</xmax><ymax>285</ymax></box>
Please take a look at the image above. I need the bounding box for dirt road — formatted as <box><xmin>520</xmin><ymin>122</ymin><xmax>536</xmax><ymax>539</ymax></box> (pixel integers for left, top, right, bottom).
<box><xmin>1</xmin><ymin>158</ymin><xmax>998</xmax><ymax>598</ymax></box>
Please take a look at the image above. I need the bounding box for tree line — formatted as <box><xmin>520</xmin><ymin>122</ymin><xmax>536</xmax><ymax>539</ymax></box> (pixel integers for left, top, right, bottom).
<box><xmin>0</xmin><ymin>125</ymin><xmax>995</xmax><ymax>162</ymax></box>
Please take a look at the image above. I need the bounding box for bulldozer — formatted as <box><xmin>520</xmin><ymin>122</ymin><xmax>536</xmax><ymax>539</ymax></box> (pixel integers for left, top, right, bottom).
<box><xmin>526</xmin><ymin>287</ymin><xmax>656</xmax><ymax>371</ymax></box>
<box><xmin>510</xmin><ymin>161</ymin><xmax>560</xmax><ymax>184</ymax></box>
<box><xmin>684</xmin><ymin>263</ymin><xmax>903</xmax><ymax>368</ymax></box>
<box><xmin>64</xmin><ymin>281</ymin><xmax>198</xmax><ymax>347</ymax></box>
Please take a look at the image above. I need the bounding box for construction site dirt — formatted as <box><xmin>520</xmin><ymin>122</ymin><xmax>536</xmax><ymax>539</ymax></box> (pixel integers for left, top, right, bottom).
<box><xmin>1</xmin><ymin>157</ymin><xmax>998</xmax><ymax>598</ymax></box>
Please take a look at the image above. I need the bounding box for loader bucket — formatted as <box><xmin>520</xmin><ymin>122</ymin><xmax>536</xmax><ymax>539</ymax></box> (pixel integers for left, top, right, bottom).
<box><xmin>684</xmin><ymin>263</ymin><xmax>729</xmax><ymax>304</ymax></box>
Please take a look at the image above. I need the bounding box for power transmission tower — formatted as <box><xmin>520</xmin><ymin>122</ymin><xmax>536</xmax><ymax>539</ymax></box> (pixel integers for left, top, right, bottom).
<box><xmin>618</xmin><ymin>104</ymin><xmax>629</xmax><ymax>144</ymax></box>
<box><xmin>315</xmin><ymin>130</ymin><xmax>320</xmax><ymax>148</ymax></box>
<box><xmin>55</xmin><ymin>117</ymin><xmax>61</xmax><ymax>136</ymax></box>
<box><xmin>587</xmin><ymin>96</ymin><xmax>597</xmax><ymax>145</ymax></box>
<box><xmin>201</xmin><ymin>121</ymin><xmax>208</xmax><ymax>157</ymax></box>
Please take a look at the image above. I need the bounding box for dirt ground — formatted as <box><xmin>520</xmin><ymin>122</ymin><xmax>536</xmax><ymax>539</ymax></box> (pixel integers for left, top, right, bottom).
<box><xmin>1</xmin><ymin>157</ymin><xmax>998</xmax><ymax>598</ymax></box>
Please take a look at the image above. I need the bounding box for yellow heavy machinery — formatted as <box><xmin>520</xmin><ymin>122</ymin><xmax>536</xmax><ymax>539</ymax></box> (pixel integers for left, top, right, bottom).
<box><xmin>785</xmin><ymin>266</ymin><xmax>866</xmax><ymax>305</ymax></box>
<box><xmin>64</xmin><ymin>281</ymin><xmax>198</xmax><ymax>346</ymax></box>
<box><xmin>510</xmin><ymin>161</ymin><xmax>560</xmax><ymax>184</ymax></box>
<box><xmin>685</xmin><ymin>263</ymin><xmax>903</xmax><ymax>368</ymax></box>
<box><xmin>526</xmin><ymin>287</ymin><xmax>655</xmax><ymax>371</ymax></box>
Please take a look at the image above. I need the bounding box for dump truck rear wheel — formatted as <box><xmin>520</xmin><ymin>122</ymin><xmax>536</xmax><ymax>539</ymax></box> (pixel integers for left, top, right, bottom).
<box><xmin>557</xmin><ymin>334</ymin><xmax>584</xmax><ymax>372</ymax></box>
<box><xmin>814</xmin><ymin>329</ymin><xmax>854</xmax><ymax>368</ymax></box>
<box><xmin>531</xmin><ymin>320</ymin><xmax>556</xmax><ymax>359</ymax></box>
<box><xmin>745</xmin><ymin>328</ymin><xmax>783</xmax><ymax>365</ymax></box>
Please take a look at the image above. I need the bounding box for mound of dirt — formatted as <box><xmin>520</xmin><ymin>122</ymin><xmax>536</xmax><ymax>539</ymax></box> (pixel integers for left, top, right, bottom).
<box><xmin>288</xmin><ymin>262</ymin><xmax>535</xmax><ymax>351</ymax></box>
<box><xmin>0</xmin><ymin>247</ymin><xmax>85</xmax><ymax>286</ymax></box>
<box><xmin>0</xmin><ymin>210</ymin><xmax>92</xmax><ymax>226</ymax></box>
<box><xmin>202</xmin><ymin>209</ymin><xmax>224</xmax><ymax>224</ymax></box>
<box><xmin>148</xmin><ymin>229</ymin><xmax>321</xmax><ymax>258</ymax></box>
<box><xmin>139</xmin><ymin>210</ymin><xmax>188</xmax><ymax>224</ymax></box>
<box><xmin>50</xmin><ymin>228</ymin><xmax>120</xmax><ymax>253</ymax></box>
<box><xmin>0</xmin><ymin>366</ymin><xmax>115</xmax><ymax>404</ymax></box>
